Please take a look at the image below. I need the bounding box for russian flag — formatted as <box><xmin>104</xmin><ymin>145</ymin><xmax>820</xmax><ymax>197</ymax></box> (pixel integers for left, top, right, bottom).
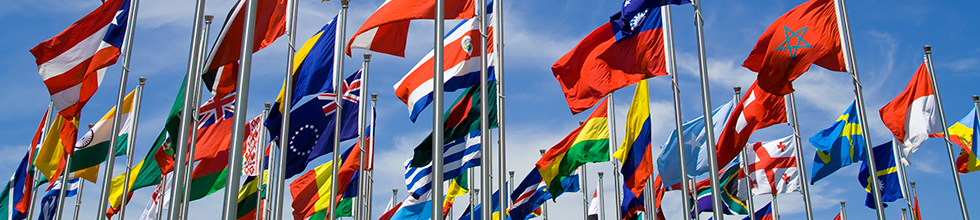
<box><xmin>393</xmin><ymin>18</ymin><xmax>494</xmax><ymax>122</ymax></box>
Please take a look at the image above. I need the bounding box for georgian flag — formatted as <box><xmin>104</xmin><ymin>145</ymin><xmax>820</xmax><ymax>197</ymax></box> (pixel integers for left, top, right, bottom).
<box><xmin>745</xmin><ymin>135</ymin><xmax>800</xmax><ymax>195</ymax></box>
<box><xmin>880</xmin><ymin>62</ymin><xmax>945</xmax><ymax>165</ymax></box>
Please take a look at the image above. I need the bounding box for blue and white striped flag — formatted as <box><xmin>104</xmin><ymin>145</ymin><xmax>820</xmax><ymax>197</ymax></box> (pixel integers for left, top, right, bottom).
<box><xmin>38</xmin><ymin>178</ymin><xmax>80</xmax><ymax>220</ymax></box>
<box><xmin>405</xmin><ymin>130</ymin><xmax>482</xmax><ymax>197</ymax></box>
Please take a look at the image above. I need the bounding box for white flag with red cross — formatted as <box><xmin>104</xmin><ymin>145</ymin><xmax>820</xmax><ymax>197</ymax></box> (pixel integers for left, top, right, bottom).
<box><xmin>745</xmin><ymin>135</ymin><xmax>800</xmax><ymax>195</ymax></box>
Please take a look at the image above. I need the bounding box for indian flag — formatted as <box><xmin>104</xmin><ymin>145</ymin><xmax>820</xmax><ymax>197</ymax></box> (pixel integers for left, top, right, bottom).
<box><xmin>536</xmin><ymin>98</ymin><xmax>610</xmax><ymax>198</ymax></box>
<box><xmin>71</xmin><ymin>89</ymin><xmax>137</xmax><ymax>182</ymax></box>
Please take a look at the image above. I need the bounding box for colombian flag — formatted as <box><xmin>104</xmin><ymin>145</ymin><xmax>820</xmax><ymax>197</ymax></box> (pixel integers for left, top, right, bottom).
<box><xmin>536</xmin><ymin>98</ymin><xmax>610</xmax><ymax>198</ymax></box>
<box><xmin>949</xmin><ymin>106</ymin><xmax>980</xmax><ymax>173</ymax></box>
<box><xmin>613</xmin><ymin>80</ymin><xmax>654</xmax><ymax>219</ymax></box>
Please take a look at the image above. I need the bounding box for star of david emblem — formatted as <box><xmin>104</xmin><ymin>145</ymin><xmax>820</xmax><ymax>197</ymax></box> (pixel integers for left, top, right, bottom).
<box><xmin>776</xmin><ymin>26</ymin><xmax>812</xmax><ymax>59</ymax></box>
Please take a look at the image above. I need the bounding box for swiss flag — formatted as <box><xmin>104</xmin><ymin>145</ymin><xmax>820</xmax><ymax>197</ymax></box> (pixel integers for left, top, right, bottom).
<box><xmin>880</xmin><ymin>62</ymin><xmax>944</xmax><ymax>164</ymax></box>
<box><xmin>715</xmin><ymin>82</ymin><xmax>787</xmax><ymax>167</ymax></box>
<box><xmin>742</xmin><ymin>0</ymin><xmax>846</xmax><ymax>95</ymax></box>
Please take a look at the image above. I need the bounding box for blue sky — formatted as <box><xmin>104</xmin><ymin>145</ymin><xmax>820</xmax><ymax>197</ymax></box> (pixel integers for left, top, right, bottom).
<box><xmin>1</xmin><ymin>0</ymin><xmax>978</xmax><ymax>219</ymax></box>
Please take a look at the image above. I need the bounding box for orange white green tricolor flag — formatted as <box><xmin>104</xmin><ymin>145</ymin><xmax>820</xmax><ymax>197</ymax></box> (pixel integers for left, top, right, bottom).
<box><xmin>536</xmin><ymin>98</ymin><xmax>610</xmax><ymax>198</ymax></box>
<box><xmin>949</xmin><ymin>106</ymin><xmax>980</xmax><ymax>173</ymax></box>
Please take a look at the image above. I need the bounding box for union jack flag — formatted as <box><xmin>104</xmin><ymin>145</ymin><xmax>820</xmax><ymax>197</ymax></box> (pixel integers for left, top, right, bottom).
<box><xmin>198</xmin><ymin>91</ymin><xmax>236</xmax><ymax>128</ymax></box>
<box><xmin>318</xmin><ymin>69</ymin><xmax>362</xmax><ymax>115</ymax></box>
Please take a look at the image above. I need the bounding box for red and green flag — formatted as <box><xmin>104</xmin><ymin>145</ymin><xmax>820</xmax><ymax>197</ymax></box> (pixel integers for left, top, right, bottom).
<box><xmin>536</xmin><ymin>98</ymin><xmax>610</xmax><ymax>198</ymax></box>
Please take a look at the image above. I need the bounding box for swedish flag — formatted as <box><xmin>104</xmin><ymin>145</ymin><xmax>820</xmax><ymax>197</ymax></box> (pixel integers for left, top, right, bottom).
<box><xmin>858</xmin><ymin>141</ymin><xmax>903</xmax><ymax>209</ymax></box>
<box><xmin>809</xmin><ymin>101</ymin><xmax>866</xmax><ymax>184</ymax></box>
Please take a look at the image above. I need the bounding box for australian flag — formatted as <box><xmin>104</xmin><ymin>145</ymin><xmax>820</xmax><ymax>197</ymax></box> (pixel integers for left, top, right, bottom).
<box><xmin>266</xmin><ymin>70</ymin><xmax>361</xmax><ymax>178</ymax></box>
<box><xmin>610</xmin><ymin>0</ymin><xmax>690</xmax><ymax>41</ymax></box>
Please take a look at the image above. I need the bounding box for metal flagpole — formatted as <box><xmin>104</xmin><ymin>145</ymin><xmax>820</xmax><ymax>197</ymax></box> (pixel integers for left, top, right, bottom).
<box><xmin>690</xmin><ymin>180</ymin><xmax>699</xmax><ymax>220</ymax></box>
<box><xmin>771</xmin><ymin>194</ymin><xmax>780</xmax><ymax>220</ymax></box>
<box><xmin>734</xmin><ymin>87</ymin><xmax>756</xmax><ymax>220</ymax></box>
<box><xmin>832</xmin><ymin>0</ymin><xmax>885</xmax><ymax>219</ymax></box>
<box><xmin>256</xmin><ymin>104</ymin><xmax>269</xmax><ymax>220</ymax></box>
<box><xmin>120</xmin><ymin>78</ymin><xmax>147</xmax><ymax>220</ymax></box>
<box><xmin>433</xmin><ymin>0</ymin><xmax>447</xmax><ymax>219</ymax></box>
<box><xmin>27</xmin><ymin>102</ymin><xmax>55</xmax><ymax>220</ymax></box>
<box><xmin>156</xmin><ymin>174</ymin><xmax>168</xmax><ymax>220</ymax></box>
<box><xmin>477</xmin><ymin>0</ymin><xmax>492</xmax><ymax>219</ymax></box>
<box><xmin>892</xmin><ymin>138</ymin><xmax>914</xmax><ymax>219</ymax></box>
<box><xmin>646</xmin><ymin>177</ymin><xmax>655</xmax><ymax>220</ymax></box>
<box><xmin>492</xmin><ymin>0</ymin><xmax>509</xmax><ymax>218</ymax></box>
<box><xmin>274</xmin><ymin>0</ymin><xmax>299</xmax><ymax>217</ymax></box>
<box><xmin>179</xmin><ymin>13</ymin><xmax>213</xmax><ymax>220</ymax></box>
<box><xmin>784</xmin><ymin>93</ymin><xmax>814</xmax><ymax>220</ymax></box>
<box><xmin>508</xmin><ymin>171</ymin><xmax>515</xmax><ymax>207</ymax></box>
<box><xmin>840</xmin><ymin>202</ymin><xmax>847</xmax><ymax>220</ymax></box>
<box><xmin>54</xmin><ymin>156</ymin><xmax>72</xmax><ymax>220</ymax></box>
<box><xmin>581</xmin><ymin>163</ymin><xmax>589</xmax><ymax>220</ymax></box>
<box><xmin>607</xmin><ymin>93</ymin><xmax>623</xmax><ymax>220</ymax></box>
<box><xmin>923</xmin><ymin>46</ymin><xmax>971</xmax><ymax>219</ymax></box>
<box><xmin>469</xmin><ymin>163</ymin><xmax>476</xmax><ymax>220</ymax></box>
<box><xmin>72</xmin><ymin>180</ymin><xmax>85</xmax><ymax>220</ymax></box>
<box><xmin>356</xmin><ymin>54</ymin><xmax>371</xmax><ymax>220</ymax></box>
<box><xmin>96</xmin><ymin>0</ymin><xmax>141</xmax><ymax>217</ymax></box>
<box><xmin>902</xmin><ymin>208</ymin><xmax>908</xmax><ymax>220</ymax></box>
<box><xmin>221</xmin><ymin>0</ymin><xmax>259</xmax><ymax>215</ymax></box>
<box><xmin>598</xmin><ymin>172</ymin><xmax>607</xmax><ymax>220</ymax></box>
<box><xmin>537</xmin><ymin>150</ymin><xmax>549</xmax><ymax>220</ymax></box>
<box><xmin>690</xmin><ymin>1</ymin><xmax>724</xmax><ymax>219</ymax></box>
<box><xmin>330</xmin><ymin>1</ymin><xmax>350</xmax><ymax>220</ymax></box>
<box><xmin>661</xmin><ymin>5</ymin><xmax>692</xmax><ymax>220</ymax></box>
<box><xmin>368</xmin><ymin>93</ymin><xmax>379</xmax><ymax>220</ymax></box>
<box><xmin>170</xmin><ymin>0</ymin><xmax>207</xmax><ymax>217</ymax></box>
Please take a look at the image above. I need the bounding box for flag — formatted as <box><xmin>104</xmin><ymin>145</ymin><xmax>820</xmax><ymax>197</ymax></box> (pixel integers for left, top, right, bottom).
<box><xmin>742</xmin><ymin>202</ymin><xmax>773</xmax><ymax>220</ymax></box>
<box><xmin>409</xmin><ymin>81</ymin><xmax>497</xmax><ymax>168</ymax></box>
<box><xmin>201</xmin><ymin>0</ymin><xmax>287</xmax><ymax>97</ymax></box>
<box><xmin>912</xmin><ymin>189</ymin><xmax>921</xmax><ymax>220</ymax></box>
<box><xmin>691</xmin><ymin>160</ymin><xmax>744</xmax><ymax>217</ymax></box>
<box><xmin>32</xmin><ymin>113</ymin><xmax>76</xmax><ymax>185</ymax></box>
<box><xmin>652</xmin><ymin>175</ymin><xmax>668</xmax><ymax>220</ymax></box>
<box><xmin>858</xmin><ymin>141</ymin><xmax>903</xmax><ymax>209</ymax></box>
<box><xmin>587</xmin><ymin>189</ymin><xmax>599</xmax><ymax>220</ymax></box>
<box><xmin>552</xmin><ymin>6</ymin><xmax>669</xmax><ymax>115</ymax></box>
<box><xmin>0</xmin><ymin>153</ymin><xmax>33</xmax><ymax>220</ymax></box>
<box><xmin>378</xmin><ymin>200</ymin><xmax>404</xmax><ymax>220</ymax></box>
<box><xmin>612</xmin><ymin>79</ymin><xmax>653</xmax><ymax>219</ymax></box>
<box><xmin>610</xmin><ymin>0</ymin><xmax>690</xmax><ymax>40</ymax></box>
<box><xmin>242</xmin><ymin>115</ymin><xmax>265</xmax><ymax>176</ymax></box>
<box><xmin>745</xmin><ymin>135</ymin><xmax>799</xmax><ymax>195</ymax></box>
<box><xmin>714</xmin><ymin>82</ymin><xmax>787</xmax><ymax>168</ymax></box>
<box><xmin>880</xmin><ymin>62</ymin><xmax>944</xmax><ymax>165</ymax></box>
<box><xmin>810</xmin><ymin>101</ymin><xmax>866</xmax><ymax>183</ymax></box>
<box><xmin>37</xmin><ymin>178</ymin><xmax>80</xmax><ymax>220</ymax></box>
<box><xmin>394</xmin><ymin>18</ymin><xmax>495</xmax><ymax>121</ymax></box>
<box><xmin>289</xmin><ymin>144</ymin><xmax>357</xmax><ymax>220</ymax></box>
<box><xmin>536</xmin><ymin>98</ymin><xmax>610</xmax><ymax>198</ymax></box>
<box><xmin>508</xmin><ymin>169</ymin><xmax>580</xmax><ymax>220</ymax></box>
<box><xmin>345</xmin><ymin>0</ymin><xmax>475</xmax><ymax>57</ymax></box>
<box><xmin>286</xmin><ymin>16</ymin><xmax>338</xmax><ymax>105</ymax></box>
<box><xmin>457</xmin><ymin>189</ymin><xmax>504</xmax><ymax>220</ymax></box>
<box><xmin>657</xmin><ymin>95</ymin><xmax>736</xmax><ymax>187</ymax></box>
<box><xmin>949</xmin><ymin>107</ymin><xmax>980</xmax><ymax>173</ymax></box>
<box><xmin>621</xmin><ymin>184</ymin><xmax>645</xmax><ymax>220</ymax></box>
<box><xmin>70</xmin><ymin>89</ymin><xmax>137</xmax><ymax>182</ymax></box>
<box><xmin>235</xmin><ymin>176</ymin><xmax>264</xmax><ymax>220</ymax></box>
<box><xmin>742</xmin><ymin>0</ymin><xmax>846</xmax><ymax>95</ymax></box>
<box><xmin>692</xmin><ymin>187</ymin><xmax>734</xmax><ymax>218</ymax></box>
<box><xmin>834</xmin><ymin>212</ymin><xmax>841</xmax><ymax>220</ymax></box>
<box><xmin>390</xmin><ymin>193</ymin><xmax>433</xmax><ymax>220</ymax></box>
<box><xmin>138</xmin><ymin>173</ymin><xmax>171</xmax><ymax>220</ymax></box>
<box><xmin>443</xmin><ymin>170</ymin><xmax>469</xmax><ymax>218</ymax></box>
<box><xmin>185</xmin><ymin>91</ymin><xmax>238</xmax><ymax>201</ymax></box>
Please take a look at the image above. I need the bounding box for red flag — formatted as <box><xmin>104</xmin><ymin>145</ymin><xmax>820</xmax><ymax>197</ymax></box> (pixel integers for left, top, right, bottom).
<box><xmin>346</xmin><ymin>0</ymin><xmax>475</xmax><ymax>57</ymax></box>
<box><xmin>879</xmin><ymin>62</ymin><xmax>943</xmax><ymax>164</ymax></box>
<box><xmin>912</xmin><ymin>189</ymin><xmax>922</xmax><ymax>220</ymax></box>
<box><xmin>833</xmin><ymin>212</ymin><xmax>842</xmax><ymax>220</ymax></box>
<box><xmin>715</xmin><ymin>82</ymin><xmax>787</xmax><ymax>167</ymax></box>
<box><xmin>742</xmin><ymin>0</ymin><xmax>845</xmax><ymax>95</ymax></box>
<box><xmin>202</xmin><ymin>0</ymin><xmax>286</xmax><ymax>97</ymax></box>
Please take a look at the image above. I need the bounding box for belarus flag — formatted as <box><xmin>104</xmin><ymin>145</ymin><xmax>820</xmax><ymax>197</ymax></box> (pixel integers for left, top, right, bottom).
<box><xmin>879</xmin><ymin>62</ymin><xmax>945</xmax><ymax>165</ymax></box>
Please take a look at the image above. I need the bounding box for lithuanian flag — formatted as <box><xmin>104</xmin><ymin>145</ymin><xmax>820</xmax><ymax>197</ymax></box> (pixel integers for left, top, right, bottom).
<box><xmin>535</xmin><ymin>98</ymin><xmax>610</xmax><ymax>198</ymax></box>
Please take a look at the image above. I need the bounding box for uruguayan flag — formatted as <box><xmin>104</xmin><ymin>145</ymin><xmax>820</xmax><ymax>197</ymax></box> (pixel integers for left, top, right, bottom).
<box><xmin>405</xmin><ymin>130</ymin><xmax>482</xmax><ymax>197</ymax></box>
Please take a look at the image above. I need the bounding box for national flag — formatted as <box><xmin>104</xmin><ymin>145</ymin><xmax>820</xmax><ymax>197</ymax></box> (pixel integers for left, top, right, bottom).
<box><xmin>858</xmin><ymin>141</ymin><xmax>903</xmax><ymax>209</ymax></box>
<box><xmin>692</xmin><ymin>187</ymin><xmax>734</xmax><ymax>218</ymax></box>
<box><xmin>652</xmin><ymin>175</ymin><xmax>668</xmax><ymax>220</ymax></box>
<box><xmin>32</xmin><ymin>113</ymin><xmax>77</xmax><ymax>185</ymax></box>
<box><xmin>394</xmin><ymin>18</ymin><xmax>495</xmax><ymax>121</ymax></box>
<box><xmin>657</xmin><ymin>93</ymin><xmax>736</xmax><ymax>187</ymax></box>
<box><xmin>138</xmin><ymin>173</ymin><xmax>171</xmax><ymax>220</ymax></box>
<box><xmin>508</xmin><ymin>169</ymin><xmax>580</xmax><ymax>220</ymax></box>
<box><xmin>378</xmin><ymin>199</ymin><xmax>403</xmax><ymax>220</ymax></box>
<box><xmin>0</xmin><ymin>152</ymin><xmax>34</xmax><ymax>220</ymax></box>
<box><xmin>880</xmin><ymin>62</ymin><xmax>945</xmax><ymax>165</ymax></box>
<box><xmin>443</xmin><ymin>170</ymin><xmax>469</xmax><ymax>218</ymax></box>
<box><xmin>242</xmin><ymin>115</ymin><xmax>265</xmax><ymax>176</ymax></box>
<box><xmin>390</xmin><ymin>193</ymin><xmax>433</xmax><ymax>220</ymax></box>
<box><xmin>834</xmin><ymin>212</ymin><xmax>841</xmax><ymax>220</ymax></box>
<box><xmin>456</xmin><ymin>189</ymin><xmax>504</xmax><ymax>220</ymax></box>
<box><xmin>536</xmin><ymin>98</ymin><xmax>610</xmax><ymax>197</ymax></box>
<box><xmin>289</xmin><ymin>144</ymin><xmax>357</xmax><ymax>220</ymax></box>
<box><xmin>185</xmin><ymin>91</ymin><xmax>238</xmax><ymax>202</ymax></box>
<box><xmin>587</xmin><ymin>189</ymin><xmax>599</xmax><ymax>220</ymax></box>
<box><xmin>810</xmin><ymin>101</ymin><xmax>866</xmax><ymax>183</ymax></box>
<box><xmin>742</xmin><ymin>202</ymin><xmax>773</xmax><ymax>220</ymax></box>
<box><xmin>745</xmin><ymin>135</ymin><xmax>799</xmax><ymax>195</ymax></box>
<box><xmin>714</xmin><ymin>81</ymin><xmax>787</xmax><ymax>168</ymax></box>
<box><xmin>235</xmin><ymin>176</ymin><xmax>265</xmax><ymax>220</ymax></box>
<box><xmin>621</xmin><ymin>184</ymin><xmax>646</xmax><ymax>220</ymax></box>
<box><xmin>742</xmin><ymin>0</ymin><xmax>846</xmax><ymax>95</ymax></box>
<box><xmin>552</xmin><ymin>6</ymin><xmax>669</xmax><ymax>115</ymax></box>
<box><xmin>38</xmin><ymin>178</ymin><xmax>80</xmax><ymax>220</ymax></box>
<box><xmin>612</xmin><ymin>79</ymin><xmax>653</xmax><ymax>219</ymax></box>
<box><xmin>691</xmin><ymin>160</ymin><xmax>745</xmax><ymax>217</ymax></box>
<box><xmin>345</xmin><ymin>0</ymin><xmax>475</xmax><ymax>57</ymax></box>
<box><xmin>285</xmin><ymin>16</ymin><xmax>338</xmax><ymax>106</ymax></box>
<box><xmin>610</xmin><ymin>0</ymin><xmax>690</xmax><ymax>40</ymax></box>
<box><xmin>409</xmin><ymin>81</ymin><xmax>497</xmax><ymax>168</ymax></box>
<box><xmin>911</xmin><ymin>189</ymin><xmax>921</xmax><ymax>220</ymax></box>
<box><xmin>201</xmin><ymin>0</ymin><xmax>287</xmax><ymax>97</ymax></box>
<box><xmin>70</xmin><ymin>89</ymin><xmax>137</xmax><ymax>183</ymax></box>
<box><xmin>949</xmin><ymin>107</ymin><xmax>980</xmax><ymax>173</ymax></box>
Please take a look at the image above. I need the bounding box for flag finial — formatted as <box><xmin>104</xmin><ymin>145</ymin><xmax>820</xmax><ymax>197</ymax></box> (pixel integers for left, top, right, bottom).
<box><xmin>205</xmin><ymin>15</ymin><xmax>213</xmax><ymax>24</ymax></box>
<box><xmin>923</xmin><ymin>45</ymin><xmax>932</xmax><ymax>54</ymax></box>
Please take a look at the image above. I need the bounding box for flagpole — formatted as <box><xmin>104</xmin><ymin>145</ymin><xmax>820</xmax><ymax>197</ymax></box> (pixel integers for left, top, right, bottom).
<box><xmin>892</xmin><ymin>137</ymin><xmax>914</xmax><ymax>219</ymax></box>
<box><xmin>476</xmin><ymin>1</ymin><xmax>493</xmax><ymax>220</ymax></box>
<box><xmin>581</xmin><ymin>163</ymin><xmax>589</xmax><ymax>220</ymax></box>
<box><xmin>607</xmin><ymin>92</ymin><xmax>623</xmax><ymax>220</ymax></box>
<box><xmin>840</xmin><ymin>201</ymin><xmax>847</xmax><ymax>220</ymax></box>
<box><xmin>273</xmin><ymin>0</ymin><xmax>299</xmax><ymax>217</ymax></box>
<box><xmin>330</xmin><ymin>1</ymin><xmax>350</xmax><ymax>220</ymax></box>
<box><xmin>156</xmin><ymin>175</ymin><xmax>167</xmax><ymax>220</ymax></box>
<box><xmin>772</xmin><ymin>194</ymin><xmax>781</xmax><ymax>220</ymax></box>
<box><xmin>169</xmin><ymin>0</ymin><xmax>207</xmax><ymax>217</ymax></box>
<box><xmin>220</xmin><ymin>0</ymin><xmax>259</xmax><ymax>215</ymax></box>
<box><xmin>662</xmin><ymin>5</ymin><xmax>692</xmax><ymax>220</ymax></box>
<box><xmin>910</xmin><ymin>182</ymin><xmax>918</xmax><ymax>219</ymax></box>
<box><xmin>356</xmin><ymin>53</ymin><xmax>371</xmax><ymax>220</ymax></box>
<box><xmin>733</xmin><ymin>87</ymin><xmax>756</xmax><ymax>220</ymax></box>
<box><xmin>119</xmin><ymin>77</ymin><xmax>146</xmax><ymax>220</ymax></box>
<box><xmin>902</xmin><ymin>208</ymin><xmax>908</xmax><ymax>220</ymax></box>
<box><xmin>54</xmin><ymin>155</ymin><xmax>72</xmax><ymax>220</ymax></box>
<box><xmin>72</xmin><ymin>180</ymin><xmax>84</xmax><ymax>220</ymax></box>
<box><xmin>646</xmin><ymin>177</ymin><xmax>655</xmax><ymax>220</ymax></box>
<box><xmin>783</xmin><ymin>93</ymin><xmax>814</xmax><ymax>220</ymax></box>
<box><xmin>508</xmin><ymin>171</ymin><xmax>515</xmax><ymax>208</ymax></box>
<box><xmin>492</xmin><ymin>0</ymin><xmax>509</xmax><ymax>218</ymax></box>
<box><xmin>539</xmin><ymin>150</ymin><xmax>550</xmax><ymax>220</ymax></box>
<box><xmin>831</xmin><ymin>0</ymin><xmax>885</xmax><ymax>219</ymax></box>
<box><xmin>368</xmin><ymin>93</ymin><xmax>379</xmax><ymax>220</ymax></box>
<box><xmin>255</xmin><ymin>103</ymin><xmax>269</xmax><ymax>220</ymax></box>
<box><xmin>177</xmin><ymin>13</ymin><xmax>213</xmax><ymax>219</ymax></box>
<box><xmin>689</xmin><ymin>180</ymin><xmax>699</xmax><ymax>220</ymax></box>
<box><xmin>432</xmin><ymin>0</ymin><xmax>447</xmax><ymax>219</ymax></box>
<box><xmin>469</xmin><ymin>164</ymin><xmax>476</xmax><ymax>220</ymax></box>
<box><xmin>922</xmin><ymin>46</ymin><xmax>971</xmax><ymax>219</ymax></box>
<box><xmin>690</xmin><ymin>1</ymin><xmax>724</xmax><ymax>219</ymax></box>
<box><xmin>27</xmin><ymin>102</ymin><xmax>55</xmax><ymax>220</ymax></box>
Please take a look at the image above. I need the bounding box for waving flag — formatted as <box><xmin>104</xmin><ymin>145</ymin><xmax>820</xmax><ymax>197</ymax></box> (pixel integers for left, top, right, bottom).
<box><xmin>657</xmin><ymin>96</ymin><xmax>735</xmax><ymax>187</ymax></box>
<box><xmin>742</xmin><ymin>202</ymin><xmax>773</xmax><ymax>220</ymax></box>
<box><xmin>742</xmin><ymin>0</ymin><xmax>846</xmax><ymax>95</ymax></box>
<box><xmin>858</xmin><ymin>141</ymin><xmax>903</xmax><ymax>209</ymax></box>
<box><xmin>745</xmin><ymin>135</ymin><xmax>799</xmax><ymax>195</ymax></box>
<box><xmin>346</xmin><ymin>0</ymin><xmax>475</xmax><ymax>57</ymax></box>
<box><xmin>715</xmin><ymin>82</ymin><xmax>787</xmax><ymax>168</ymax></box>
<box><xmin>201</xmin><ymin>0</ymin><xmax>287</xmax><ymax>97</ymax></box>
<box><xmin>409</xmin><ymin>81</ymin><xmax>496</xmax><ymax>167</ymax></box>
<box><xmin>537</xmin><ymin>99</ymin><xmax>610</xmax><ymax>197</ymax></box>
<box><xmin>587</xmin><ymin>189</ymin><xmax>600</xmax><ymax>220</ymax></box>
<box><xmin>613</xmin><ymin>79</ymin><xmax>653</xmax><ymax>219</ymax></box>
<box><xmin>70</xmin><ymin>89</ymin><xmax>137</xmax><ymax>182</ymax></box>
<box><xmin>38</xmin><ymin>178</ymin><xmax>80</xmax><ymax>220</ymax></box>
<box><xmin>810</xmin><ymin>101</ymin><xmax>866</xmax><ymax>183</ymax></box>
<box><xmin>508</xmin><ymin>169</ymin><xmax>579</xmax><ymax>220</ymax></box>
<box><xmin>0</xmin><ymin>153</ymin><xmax>33</xmax><ymax>220</ymax></box>
<box><xmin>880</xmin><ymin>62</ymin><xmax>944</xmax><ymax>165</ymax></box>
<box><xmin>949</xmin><ymin>107</ymin><xmax>980</xmax><ymax>173</ymax></box>
<box><xmin>394</xmin><ymin>18</ymin><xmax>495</xmax><ymax>121</ymax></box>
<box><xmin>287</xmin><ymin>16</ymin><xmax>338</xmax><ymax>105</ymax></box>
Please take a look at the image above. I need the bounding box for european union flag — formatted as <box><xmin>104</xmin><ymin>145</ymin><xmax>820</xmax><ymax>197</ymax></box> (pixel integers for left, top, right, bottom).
<box><xmin>858</xmin><ymin>141</ymin><xmax>903</xmax><ymax>209</ymax></box>
<box><xmin>810</xmin><ymin>101</ymin><xmax>866</xmax><ymax>184</ymax></box>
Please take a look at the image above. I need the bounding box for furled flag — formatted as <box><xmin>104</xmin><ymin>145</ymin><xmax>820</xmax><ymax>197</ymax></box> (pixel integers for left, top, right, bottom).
<box><xmin>911</xmin><ymin>189</ymin><xmax>921</xmax><ymax>220</ymax></box>
<box><xmin>613</xmin><ymin>79</ymin><xmax>653</xmax><ymax>219</ymax></box>
<box><xmin>70</xmin><ymin>89</ymin><xmax>137</xmax><ymax>183</ymax></box>
<box><xmin>536</xmin><ymin>98</ymin><xmax>610</xmax><ymax>198</ymax></box>
<box><xmin>31</xmin><ymin>0</ymin><xmax>131</xmax><ymax>176</ymax></box>
<box><xmin>587</xmin><ymin>189</ymin><xmax>600</xmax><ymax>220</ymax></box>
<box><xmin>657</xmin><ymin>96</ymin><xmax>735</xmax><ymax>187</ymax></box>
<box><xmin>409</xmin><ymin>81</ymin><xmax>496</xmax><ymax>167</ymax></box>
<box><xmin>742</xmin><ymin>202</ymin><xmax>774</xmax><ymax>220</ymax></box>
<box><xmin>858</xmin><ymin>141</ymin><xmax>903</xmax><ymax>209</ymax></box>
<box><xmin>508</xmin><ymin>169</ymin><xmax>580</xmax><ymax>220</ymax></box>
<box><xmin>346</xmin><ymin>0</ymin><xmax>475</xmax><ymax>57</ymax></box>
<box><xmin>949</xmin><ymin>106</ymin><xmax>980</xmax><ymax>173</ymax></box>
<box><xmin>880</xmin><ymin>62</ymin><xmax>945</xmax><ymax>165</ymax></box>
<box><xmin>201</xmin><ymin>0</ymin><xmax>287</xmax><ymax>97</ymax></box>
<box><xmin>715</xmin><ymin>82</ymin><xmax>787</xmax><ymax>168</ymax></box>
<box><xmin>810</xmin><ymin>101</ymin><xmax>866</xmax><ymax>183</ymax></box>
<box><xmin>552</xmin><ymin>5</ymin><xmax>670</xmax><ymax>115</ymax></box>
<box><xmin>394</xmin><ymin>18</ymin><xmax>494</xmax><ymax>121</ymax></box>
<box><xmin>742</xmin><ymin>0</ymin><xmax>846</xmax><ymax>95</ymax></box>
<box><xmin>38</xmin><ymin>178</ymin><xmax>80</xmax><ymax>220</ymax></box>
<box><xmin>745</xmin><ymin>135</ymin><xmax>799</xmax><ymax>195</ymax></box>
<box><xmin>0</xmin><ymin>153</ymin><xmax>34</xmax><ymax>220</ymax></box>
<box><xmin>834</xmin><ymin>212</ymin><xmax>842</xmax><ymax>220</ymax></box>
<box><xmin>138</xmin><ymin>173</ymin><xmax>171</xmax><ymax>220</ymax></box>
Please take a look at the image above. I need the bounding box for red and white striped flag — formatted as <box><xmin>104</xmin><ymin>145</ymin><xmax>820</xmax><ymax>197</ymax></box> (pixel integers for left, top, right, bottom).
<box><xmin>346</xmin><ymin>0</ymin><xmax>475</xmax><ymax>57</ymax></box>
<box><xmin>880</xmin><ymin>62</ymin><xmax>944</xmax><ymax>165</ymax></box>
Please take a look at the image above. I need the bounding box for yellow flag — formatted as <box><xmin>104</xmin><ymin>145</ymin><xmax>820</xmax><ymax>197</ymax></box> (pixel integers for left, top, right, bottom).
<box><xmin>33</xmin><ymin>114</ymin><xmax>67</xmax><ymax>181</ymax></box>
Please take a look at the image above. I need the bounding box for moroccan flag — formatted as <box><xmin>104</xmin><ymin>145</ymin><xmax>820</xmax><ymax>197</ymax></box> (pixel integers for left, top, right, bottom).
<box><xmin>201</xmin><ymin>0</ymin><xmax>287</xmax><ymax>97</ymax></box>
<box><xmin>742</xmin><ymin>0</ymin><xmax>846</xmax><ymax>95</ymax></box>
<box><xmin>70</xmin><ymin>89</ymin><xmax>137</xmax><ymax>183</ymax></box>
<box><xmin>949</xmin><ymin>107</ymin><xmax>980</xmax><ymax>173</ymax></box>
<box><xmin>879</xmin><ymin>62</ymin><xmax>944</xmax><ymax>165</ymax></box>
<box><xmin>409</xmin><ymin>80</ymin><xmax>497</xmax><ymax>167</ymax></box>
<box><xmin>536</xmin><ymin>98</ymin><xmax>610</xmax><ymax>198</ymax></box>
<box><xmin>346</xmin><ymin>0</ymin><xmax>475</xmax><ymax>57</ymax></box>
<box><xmin>714</xmin><ymin>82</ymin><xmax>787</xmax><ymax>168</ymax></box>
<box><xmin>613</xmin><ymin>79</ymin><xmax>654</xmax><ymax>219</ymax></box>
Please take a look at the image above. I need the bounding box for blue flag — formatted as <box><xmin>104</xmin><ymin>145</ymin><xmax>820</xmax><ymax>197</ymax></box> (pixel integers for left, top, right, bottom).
<box><xmin>610</xmin><ymin>0</ymin><xmax>691</xmax><ymax>41</ymax></box>
<box><xmin>508</xmin><ymin>170</ymin><xmax>579</xmax><ymax>220</ymax></box>
<box><xmin>657</xmin><ymin>98</ymin><xmax>735</xmax><ymax>187</ymax></box>
<box><xmin>38</xmin><ymin>178</ymin><xmax>79</xmax><ymax>220</ymax></box>
<box><xmin>810</xmin><ymin>101</ymin><xmax>867</xmax><ymax>184</ymax></box>
<box><xmin>859</xmin><ymin>141</ymin><xmax>903</xmax><ymax>209</ymax></box>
